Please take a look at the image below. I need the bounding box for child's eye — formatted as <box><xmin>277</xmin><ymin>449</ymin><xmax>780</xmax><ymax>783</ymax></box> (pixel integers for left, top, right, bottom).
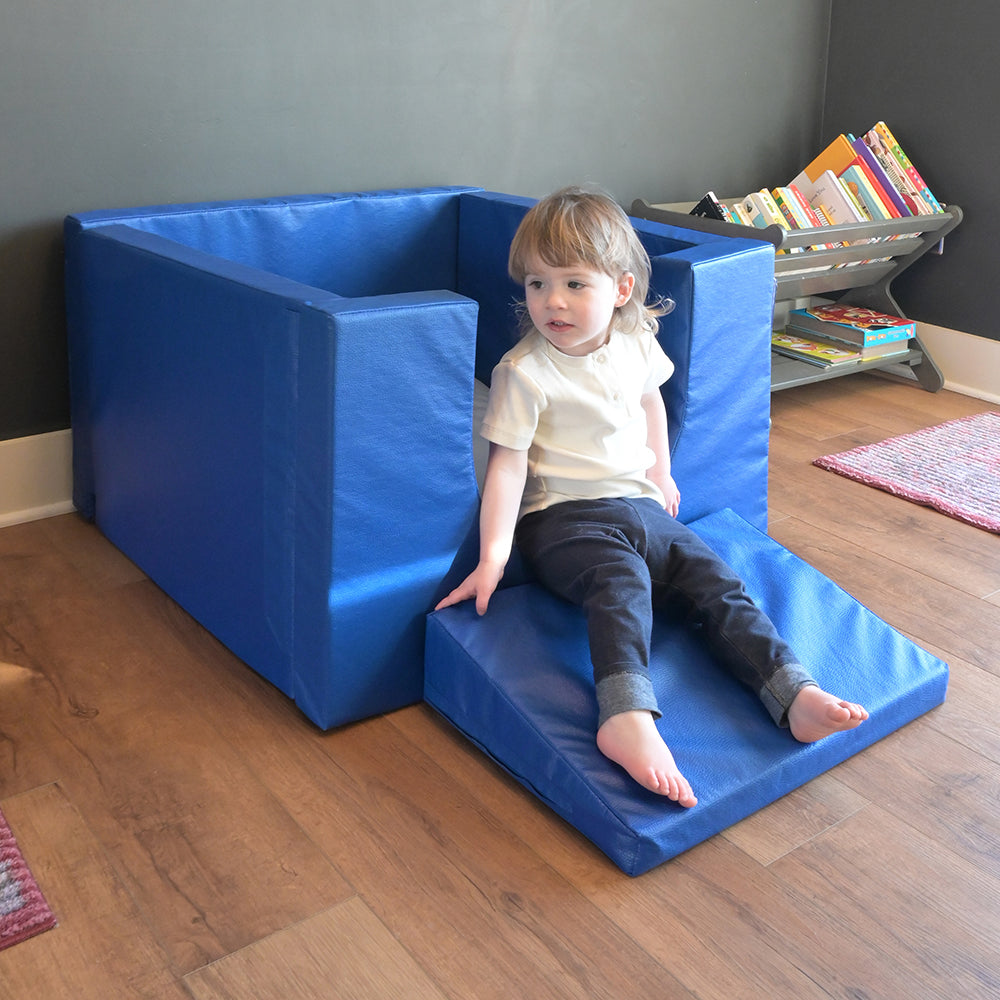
<box><xmin>527</xmin><ymin>279</ymin><xmax>544</xmax><ymax>290</ymax></box>
<box><xmin>568</xmin><ymin>281</ymin><xmax>585</xmax><ymax>289</ymax></box>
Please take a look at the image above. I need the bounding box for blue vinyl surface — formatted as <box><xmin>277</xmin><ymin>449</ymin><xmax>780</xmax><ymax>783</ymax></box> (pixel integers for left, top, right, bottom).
<box><xmin>65</xmin><ymin>187</ymin><xmax>776</xmax><ymax>729</ymax></box>
<box><xmin>424</xmin><ymin>507</ymin><xmax>948</xmax><ymax>876</ymax></box>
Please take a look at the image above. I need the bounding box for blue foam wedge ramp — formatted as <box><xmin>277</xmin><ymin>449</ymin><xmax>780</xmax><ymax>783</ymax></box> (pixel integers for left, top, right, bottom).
<box><xmin>424</xmin><ymin>508</ymin><xmax>949</xmax><ymax>876</ymax></box>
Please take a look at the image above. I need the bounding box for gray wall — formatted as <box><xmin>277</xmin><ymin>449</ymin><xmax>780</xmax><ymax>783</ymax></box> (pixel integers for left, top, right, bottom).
<box><xmin>1</xmin><ymin>0</ymin><xmax>833</xmax><ymax>441</ymax></box>
<box><xmin>824</xmin><ymin>0</ymin><xmax>999</xmax><ymax>342</ymax></box>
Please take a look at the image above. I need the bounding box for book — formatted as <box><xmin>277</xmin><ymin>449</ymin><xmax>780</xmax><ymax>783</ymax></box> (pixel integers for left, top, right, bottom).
<box><xmin>771</xmin><ymin>330</ymin><xmax>862</xmax><ymax>367</ymax></box>
<box><xmin>783</xmin><ymin>327</ymin><xmax>912</xmax><ymax>361</ymax></box>
<box><xmin>862</xmin><ymin>127</ymin><xmax>932</xmax><ymax>214</ymax></box>
<box><xmin>798</xmin><ymin>169</ymin><xmax>867</xmax><ymax>226</ymax></box>
<box><xmin>787</xmin><ymin>184</ymin><xmax>826</xmax><ymax>228</ymax></box>
<box><xmin>772</xmin><ymin>186</ymin><xmax>812</xmax><ymax>229</ymax></box>
<box><xmin>786</xmin><ymin>305</ymin><xmax>915</xmax><ymax>346</ymax></box>
<box><xmin>690</xmin><ymin>191</ymin><xmax>730</xmax><ymax>222</ymax></box>
<box><xmin>757</xmin><ymin>189</ymin><xmax>789</xmax><ymax>227</ymax></box>
<box><xmin>741</xmin><ymin>191</ymin><xmax>785</xmax><ymax>229</ymax></box>
<box><xmin>791</xmin><ymin>133</ymin><xmax>900</xmax><ymax>219</ymax></box>
<box><xmin>872</xmin><ymin>121</ymin><xmax>943</xmax><ymax>213</ymax></box>
<box><xmin>772</xmin><ymin>185</ymin><xmax>839</xmax><ymax>251</ymax></box>
<box><xmin>849</xmin><ymin>133</ymin><xmax>913</xmax><ymax>217</ymax></box>
<box><xmin>729</xmin><ymin>200</ymin><xmax>754</xmax><ymax>226</ymax></box>
<box><xmin>841</xmin><ymin>165</ymin><xmax>893</xmax><ymax>220</ymax></box>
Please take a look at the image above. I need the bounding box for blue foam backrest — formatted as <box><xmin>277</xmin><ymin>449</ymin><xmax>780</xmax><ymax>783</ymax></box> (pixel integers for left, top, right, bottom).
<box><xmin>70</xmin><ymin>187</ymin><xmax>480</xmax><ymax>298</ymax></box>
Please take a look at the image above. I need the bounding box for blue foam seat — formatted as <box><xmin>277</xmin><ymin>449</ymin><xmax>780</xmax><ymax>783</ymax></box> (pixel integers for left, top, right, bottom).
<box><xmin>425</xmin><ymin>508</ymin><xmax>948</xmax><ymax>876</ymax></box>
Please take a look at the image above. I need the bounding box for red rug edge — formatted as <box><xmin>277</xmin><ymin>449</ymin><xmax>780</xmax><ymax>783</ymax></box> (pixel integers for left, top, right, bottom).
<box><xmin>0</xmin><ymin>811</ymin><xmax>58</xmax><ymax>952</ymax></box>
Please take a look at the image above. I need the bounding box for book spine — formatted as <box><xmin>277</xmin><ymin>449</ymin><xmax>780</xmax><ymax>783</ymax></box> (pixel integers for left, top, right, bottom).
<box><xmin>850</xmin><ymin>134</ymin><xmax>912</xmax><ymax>216</ymax></box>
<box><xmin>740</xmin><ymin>195</ymin><xmax>772</xmax><ymax>228</ymax></box>
<box><xmin>786</xmin><ymin>320</ymin><xmax>912</xmax><ymax>347</ymax></box>
<box><xmin>841</xmin><ymin>165</ymin><xmax>892</xmax><ymax>220</ymax></box>
<box><xmin>787</xmin><ymin>184</ymin><xmax>825</xmax><ymax>227</ymax></box>
<box><xmin>839</xmin><ymin>169</ymin><xmax>874</xmax><ymax>220</ymax></box>
<box><xmin>848</xmin><ymin>147</ymin><xmax>902</xmax><ymax>218</ymax></box>
<box><xmin>862</xmin><ymin>129</ymin><xmax>930</xmax><ymax>214</ymax></box>
<box><xmin>788</xmin><ymin>308</ymin><xmax>914</xmax><ymax>345</ymax></box>
<box><xmin>772</xmin><ymin>187</ymin><xmax>806</xmax><ymax>229</ymax></box>
<box><xmin>755</xmin><ymin>189</ymin><xmax>788</xmax><ymax>228</ymax></box>
<box><xmin>729</xmin><ymin>201</ymin><xmax>754</xmax><ymax>226</ymax></box>
<box><xmin>778</xmin><ymin>185</ymin><xmax>839</xmax><ymax>250</ymax></box>
<box><xmin>786</xmin><ymin>326</ymin><xmax>912</xmax><ymax>356</ymax></box>
<box><xmin>874</xmin><ymin>121</ymin><xmax>943</xmax><ymax>212</ymax></box>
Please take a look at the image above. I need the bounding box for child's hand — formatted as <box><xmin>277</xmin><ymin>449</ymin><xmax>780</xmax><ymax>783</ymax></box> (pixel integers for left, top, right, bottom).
<box><xmin>434</xmin><ymin>561</ymin><xmax>506</xmax><ymax>616</ymax></box>
<box><xmin>655</xmin><ymin>474</ymin><xmax>681</xmax><ymax>517</ymax></box>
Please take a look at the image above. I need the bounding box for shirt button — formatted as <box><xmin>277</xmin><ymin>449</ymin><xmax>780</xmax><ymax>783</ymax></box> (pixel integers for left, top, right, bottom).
<box><xmin>596</xmin><ymin>353</ymin><xmax>607</xmax><ymax>363</ymax></box>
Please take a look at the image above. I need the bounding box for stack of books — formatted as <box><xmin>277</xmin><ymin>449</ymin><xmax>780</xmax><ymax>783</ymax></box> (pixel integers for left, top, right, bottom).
<box><xmin>690</xmin><ymin>121</ymin><xmax>943</xmax><ymax>247</ymax></box>
<box><xmin>771</xmin><ymin>305</ymin><xmax>915</xmax><ymax>368</ymax></box>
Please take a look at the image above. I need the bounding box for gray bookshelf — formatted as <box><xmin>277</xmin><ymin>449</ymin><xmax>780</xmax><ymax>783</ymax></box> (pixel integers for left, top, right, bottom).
<box><xmin>631</xmin><ymin>199</ymin><xmax>963</xmax><ymax>392</ymax></box>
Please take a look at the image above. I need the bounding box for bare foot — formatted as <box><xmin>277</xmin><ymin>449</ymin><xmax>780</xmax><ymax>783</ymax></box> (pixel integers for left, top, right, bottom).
<box><xmin>788</xmin><ymin>685</ymin><xmax>868</xmax><ymax>743</ymax></box>
<box><xmin>596</xmin><ymin>711</ymin><xmax>698</xmax><ymax>806</ymax></box>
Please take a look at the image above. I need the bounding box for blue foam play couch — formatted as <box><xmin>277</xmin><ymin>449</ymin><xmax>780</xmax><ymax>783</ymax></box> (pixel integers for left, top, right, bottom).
<box><xmin>65</xmin><ymin>186</ymin><xmax>948</xmax><ymax>875</ymax></box>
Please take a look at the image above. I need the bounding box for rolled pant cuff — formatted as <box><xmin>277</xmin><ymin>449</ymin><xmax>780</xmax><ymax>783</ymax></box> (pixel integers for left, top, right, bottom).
<box><xmin>760</xmin><ymin>662</ymin><xmax>817</xmax><ymax>727</ymax></box>
<box><xmin>595</xmin><ymin>672</ymin><xmax>662</xmax><ymax>729</ymax></box>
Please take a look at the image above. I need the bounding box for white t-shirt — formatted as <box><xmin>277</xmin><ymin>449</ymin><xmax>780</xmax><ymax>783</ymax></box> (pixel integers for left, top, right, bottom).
<box><xmin>481</xmin><ymin>326</ymin><xmax>674</xmax><ymax>518</ymax></box>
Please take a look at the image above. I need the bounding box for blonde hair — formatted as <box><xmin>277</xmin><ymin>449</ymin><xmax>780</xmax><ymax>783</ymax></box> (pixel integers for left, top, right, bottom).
<box><xmin>508</xmin><ymin>185</ymin><xmax>673</xmax><ymax>337</ymax></box>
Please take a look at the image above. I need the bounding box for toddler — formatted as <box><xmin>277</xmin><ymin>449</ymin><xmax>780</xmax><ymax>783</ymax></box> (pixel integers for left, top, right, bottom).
<box><xmin>436</xmin><ymin>186</ymin><xmax>867</xmax><ymax>806</ymax></box>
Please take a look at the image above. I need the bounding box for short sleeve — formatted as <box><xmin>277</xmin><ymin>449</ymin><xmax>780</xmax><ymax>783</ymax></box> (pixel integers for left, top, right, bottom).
<box><xmin>480</xmin><ymin>360</ymin><xmax>544</xmax><ymax>451</ymax></box>
<box><xmin>643</xmin><ymin>333</ymin><xmax>675</xmax><ymax>394</ymax></box>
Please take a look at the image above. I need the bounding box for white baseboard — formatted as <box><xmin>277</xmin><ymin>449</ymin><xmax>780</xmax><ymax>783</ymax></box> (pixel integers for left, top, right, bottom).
<box><xmin>915</xmin><ymin>322</ymin><xmax>1000</xmax><ymax>403</ymax></box>
<box><xmin>0</xmin><ymin>430</ymin><xmax>75</xmax><ymax>528</ymax></box>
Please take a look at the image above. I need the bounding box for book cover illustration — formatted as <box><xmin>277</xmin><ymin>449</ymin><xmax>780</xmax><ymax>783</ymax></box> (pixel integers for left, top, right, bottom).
<box><xmin>789</xmin><ymin>305</ymin><xmax>915</xmax><ymax>345</ymax></box>
<box><xmin>771</xmin><ymin>330</ymin><xmax>862</xmax><ymax>366</ymax></box>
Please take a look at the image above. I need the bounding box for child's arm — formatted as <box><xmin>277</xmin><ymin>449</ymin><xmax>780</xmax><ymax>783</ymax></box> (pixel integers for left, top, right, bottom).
<box><xmin>641</xmin><ymin>389</ymin><xmax>680</xmax><ymax>517</ymax></box>
<box><xmin>435</xmin><ymin>442</ymin><xmax>528</xmax><ymax>615</ymax></box>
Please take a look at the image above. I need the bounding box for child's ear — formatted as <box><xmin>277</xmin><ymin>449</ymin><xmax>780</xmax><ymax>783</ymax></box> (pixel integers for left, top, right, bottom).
<box><xmin>616</xmin><ymin>272</ymin><xmax>636</xmax><ymax>306</ymax></box>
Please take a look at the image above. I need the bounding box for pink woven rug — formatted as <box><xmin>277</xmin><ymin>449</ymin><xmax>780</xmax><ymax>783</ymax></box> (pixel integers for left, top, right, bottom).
<box><xmin>814</xmin><ymin>411</ymin><xmax>1000</xmax><ymax>533</ymax></box>
<box><xmin>0</xmin><ymin>807</ymin><xmax>57</xmax><ymax>950</ymax></box>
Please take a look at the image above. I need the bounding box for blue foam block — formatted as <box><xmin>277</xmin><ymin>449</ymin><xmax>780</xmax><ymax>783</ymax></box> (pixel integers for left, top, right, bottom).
<box><xmin>424</xmin><ymin>508</ymin><xmax>948</xmax><ymax>876</ymax></box>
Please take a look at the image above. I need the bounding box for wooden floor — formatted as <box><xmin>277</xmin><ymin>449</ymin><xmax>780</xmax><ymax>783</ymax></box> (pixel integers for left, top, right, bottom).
<box><xmin>1</xmin><ymin>373</ymin><xmax>998</xmax><ymax>999</ymax></box>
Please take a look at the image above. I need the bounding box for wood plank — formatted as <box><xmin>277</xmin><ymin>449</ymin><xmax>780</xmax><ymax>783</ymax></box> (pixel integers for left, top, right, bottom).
<box><xmin>775</xmin><ymin>374</ymin><xmax>995</xmax><ymax>436</ymax></box>
<box><xmin>219</xmin><ymin>706</ymin><xmax>696</xmax><ymax>1000</ymax></box>
<box><xmin>184</xmin><ymin>898</ymin><xmax>447</xmax><ymax>1000</ymax></box>
<box><xmin>389</xmin><ymin>710</ymin><xmax>841</xmax><ymax>1000</ymax></box>
<box><xmin>924</xmin><ymin>655</ymin><xmax>1000</xmax><ymax>767</ymax></box>
<box><xmin>38</xmin><ymin>513</ymin><xmax>148</xmax><ymax>592</ymax></box>
<box><xmin>833</xmin><ymin>717</ymin><xmax>1000</xmax><ymax>879</ymax></box>
<box><xmin>767</xmin><ymin>422</ymin><xmax>1000</xmax><ymax>600</ymax></box>
<box><xmin>721</xmin><ymin>771</ymin><xmax>868</xmax><ymax>866</ymax></box>
<box><xmin>769</xmin><ymin>805</ymin><xmax>1000</xmax><ymax>999</ymax></box>
<box><xmin>0</xmin><ymin>783</ymin><xmax>188</xmax><ymax>999</ymax></box>
<box><xmin>0</xmin><ymin>579</ymin><xmax>355</xmax><ymax>977</ymax></box>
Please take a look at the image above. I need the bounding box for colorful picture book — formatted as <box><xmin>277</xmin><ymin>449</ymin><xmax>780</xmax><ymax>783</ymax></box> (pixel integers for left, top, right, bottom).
<box><xmin>689</xmin><ymin>121</ymin><xmax>944</xmax><ymax>249</ymax></box>
<box><xmin>786</xmin><ymin>305</ymin><xmax>915</xmax><ymax>346</ymax></box>
<box><xmin>689</xmin><ymin>191</ymin><xmax>731</xmax><ymax>222</ymax></box>
<box><xmin>771</xmin><ymin>331</ymin><xmax>861</xmax><ymax>367</ymax></box>
<box><xmin>772</xmin><ymin>329</ymin><xmax>911</xmax><ymax>366</ymax></box>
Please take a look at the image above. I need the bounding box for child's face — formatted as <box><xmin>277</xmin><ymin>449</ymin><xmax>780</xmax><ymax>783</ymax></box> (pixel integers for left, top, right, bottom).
<box><xmin>523</xmin><ymin>258</ymin><xmax>635</xmax><ymax>357</ymax></box>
